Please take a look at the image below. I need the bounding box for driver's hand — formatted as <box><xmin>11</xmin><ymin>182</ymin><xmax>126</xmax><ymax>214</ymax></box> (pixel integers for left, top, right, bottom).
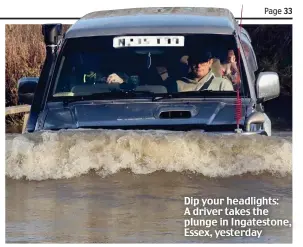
<box><xmin>106</xmin><ymin>73</ymin><xmax>124</xmax><ymax>84</ymax></box>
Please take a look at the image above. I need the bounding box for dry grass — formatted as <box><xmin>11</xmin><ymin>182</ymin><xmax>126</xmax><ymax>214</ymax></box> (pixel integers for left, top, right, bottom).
<box><xmin>5</xmin><ymin>25</ymin><xmax>46</xmax><ymax>106</ymax></box>
<box><xmin>5</xmin><ymin>24</ymin><xmax>70</xmax><ymax>130</ymax></box>
<box><xmin>5</xmin><ymin>25</ymin><xmax>46</xmax><ymax>129</ymax></box>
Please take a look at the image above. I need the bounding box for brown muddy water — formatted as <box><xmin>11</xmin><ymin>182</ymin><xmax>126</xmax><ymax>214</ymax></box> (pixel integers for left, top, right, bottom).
<box><xmin>5</xmin><ymin>129</ymin><xmax>292</xmax><ymax>243</ymax></box>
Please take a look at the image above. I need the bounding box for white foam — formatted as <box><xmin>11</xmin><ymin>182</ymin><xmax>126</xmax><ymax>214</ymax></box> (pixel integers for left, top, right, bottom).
<box><xmin>5</xmin><ymin>129</ymin><xmax>292</xmax><ymax>180</ymax></box>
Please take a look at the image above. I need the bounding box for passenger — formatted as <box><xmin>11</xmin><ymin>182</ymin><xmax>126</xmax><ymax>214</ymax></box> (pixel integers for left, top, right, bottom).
<box><xmin>221</xmin><ymin>50</ymin><xmax>240</xmax><ymax>84</ymax></box>
<box><xmin>211</xmin><ymin>58</ymin><xmax>224</xmax><ymax>77</ymax></box>
<box><xmin>176</xmin><ymin>52</ymin><xmax>234</xmax><ymax>92</ymax></box>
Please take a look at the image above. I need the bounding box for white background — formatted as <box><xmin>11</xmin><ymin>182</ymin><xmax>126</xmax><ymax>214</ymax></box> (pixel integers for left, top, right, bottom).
<box><xmin>0</xmin><ymin>0</ymin><xmax>295</xmax><ymax>18</ymax></box>
<box><xmin>1</xmin><ymin>0</ymin><xmax>301</xmax><ymax>246</ymax></box>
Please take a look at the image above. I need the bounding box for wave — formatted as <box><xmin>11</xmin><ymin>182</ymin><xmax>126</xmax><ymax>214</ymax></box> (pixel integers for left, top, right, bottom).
<box><xmin>5</xmin><ymin>129</ymin><xmax>292</xmax><ymax>180</ymax></box>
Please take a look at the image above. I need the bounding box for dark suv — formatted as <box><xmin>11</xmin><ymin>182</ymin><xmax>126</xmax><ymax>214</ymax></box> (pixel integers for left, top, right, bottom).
<box><xmin>18</xmin><ymin>7</ymin><xmax>280</xmax><ymax>136</ymax></box>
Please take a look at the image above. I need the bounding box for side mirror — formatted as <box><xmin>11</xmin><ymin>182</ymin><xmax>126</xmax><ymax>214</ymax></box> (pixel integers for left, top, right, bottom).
<box><xmin>256</xmin><ymin>72</ymin><xmax>280</xmax><ymax>102</ymax></box>
<box><xmin>18</xmin><ymin>77</ymin><xmax>39</xmax><ymax>105</ymax></box>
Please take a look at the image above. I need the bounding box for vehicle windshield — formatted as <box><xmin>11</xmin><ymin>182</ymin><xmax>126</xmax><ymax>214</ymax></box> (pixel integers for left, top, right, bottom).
<box><xmin>51</xmin><ymin>34</ymin><xmax>248</xmax><ymax>99</ymax></box>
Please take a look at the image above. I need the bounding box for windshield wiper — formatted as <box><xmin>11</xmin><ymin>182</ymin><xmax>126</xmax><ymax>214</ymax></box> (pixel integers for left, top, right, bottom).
<box><xmin>52</xmin><ymin>90</ymin><xmax>236</xmax><ymax>105</ymax></box>
<box><xmin>152</xmin><ymin>94</ymin><xmax>177</xmax><ymax>101</ymax></box>
<box><xmin>182</xmin><ymin>90</ymin><xmax>236</xmax><ymax>95</ymax></box>
<box><xmin>53</xmin><ymin>90</ymin><xmax>157</xmax><ymax>105</ymax></box>
<box><xmin>152</xmin><ymin>90</ymin><xmax>237</xmax><ymax>101</ymax></box>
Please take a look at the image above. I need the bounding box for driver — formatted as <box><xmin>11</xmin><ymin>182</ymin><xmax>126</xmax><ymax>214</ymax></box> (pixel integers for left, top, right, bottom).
<box><xmin>176</xmin><ymin>51</ymin><xmax>234</xmax><ymax>92</ymax></box>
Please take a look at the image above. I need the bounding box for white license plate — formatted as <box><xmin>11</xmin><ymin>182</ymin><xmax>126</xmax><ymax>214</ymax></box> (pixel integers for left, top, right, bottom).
<box><xmin>113</xmin><ymin>36</ymin><xmax>185</xmax><ymax>48</ymax></box>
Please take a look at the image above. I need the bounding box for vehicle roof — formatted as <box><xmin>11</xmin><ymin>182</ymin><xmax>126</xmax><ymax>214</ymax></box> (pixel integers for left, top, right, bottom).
<box><xmin>65</xmin><ymin>7</ymin><xmax>239</xmax><ymax>39</ymax></box>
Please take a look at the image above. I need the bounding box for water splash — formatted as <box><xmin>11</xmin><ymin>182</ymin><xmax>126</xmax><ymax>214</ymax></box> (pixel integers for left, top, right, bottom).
<box><xmin>6</xmin><ymin>129</ymin><xmax>292</xmax><ymax>180</ymax></box>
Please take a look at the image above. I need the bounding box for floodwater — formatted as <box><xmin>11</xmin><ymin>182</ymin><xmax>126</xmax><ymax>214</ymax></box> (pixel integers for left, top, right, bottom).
<box><xmin>5</xmin><ymin>129</ymin><xmax>292</xmax><ymax>243</ymax></box>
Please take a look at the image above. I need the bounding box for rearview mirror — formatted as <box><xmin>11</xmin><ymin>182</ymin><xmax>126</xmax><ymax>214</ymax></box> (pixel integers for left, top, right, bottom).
<box><xmin>18</xmin><ymin>77</ymin><xmax>39</xmax><ymax>105</ymax></box>
<box><xmin>256</xmin><ymin>72</ymin><xmax>280</xmax><ymax>102</ymax></box>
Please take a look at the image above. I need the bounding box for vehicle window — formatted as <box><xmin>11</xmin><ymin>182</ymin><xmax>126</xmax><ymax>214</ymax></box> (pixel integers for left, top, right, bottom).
<box><xmin>239</xmin><ymin>34</ymin><xmax>258</xmax><ymax>85</ymax></box>
<box><xmin>240</xmin><ymin>33</ymin><xmax>258</xmax><ymax>73</ymax></box>
<box><xmin>50</xmin><ymin>34</ymin><xmax>249</xmax><ymax>99</ymax></box>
